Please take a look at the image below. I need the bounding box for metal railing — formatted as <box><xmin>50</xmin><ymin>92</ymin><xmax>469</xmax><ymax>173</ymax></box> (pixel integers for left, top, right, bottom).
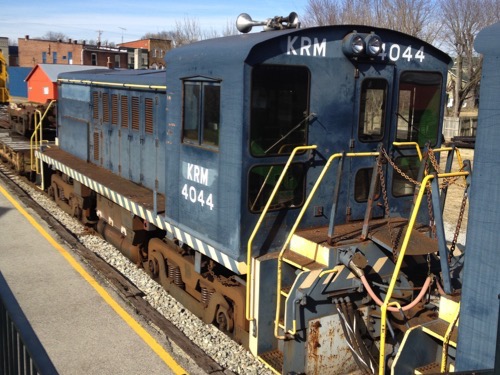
<box><xmin>246</xmin><ymin>145</ymin><xmax>317</xmax><ymax>326</ymax></box>
<box><xmin>273</xmin><ymin>151</ymin><xmax>380</xmax><ymax>339</ymax></box>
<box><xmin>0</xmin><ymin>272</ymin><xmax>58</xmax><ymax>375</ymax></box>
<box><xmin>378</xmin><ymin>170</ymin><xmax>469</xmax><ymax>375</ymax></box>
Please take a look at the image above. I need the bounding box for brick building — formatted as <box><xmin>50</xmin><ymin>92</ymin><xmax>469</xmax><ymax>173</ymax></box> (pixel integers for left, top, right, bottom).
<box><xmin>118</xmin><ymin>38</ymin><xmax>172</xmax><ymax>69</ymax></box>
<box><xmin>0</xmin><ymin>37</ymin><xmax>9</xmax><ymax>66</ymax></box>
<box><xmin>18</xmin><ymin>36</ymin><xmax>128</xmax><ymax>68</ymax></box>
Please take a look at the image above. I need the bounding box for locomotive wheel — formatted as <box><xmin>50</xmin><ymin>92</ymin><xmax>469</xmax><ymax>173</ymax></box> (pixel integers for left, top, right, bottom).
<box><xmin>216</xmin><ymin>305</ymin><xmax>234</xmax><ymax>332</ymax></box>
<box><xmin>149</xmin><ymin>258</ymin><xmax>159</xmax><ymax>278</ymax></box>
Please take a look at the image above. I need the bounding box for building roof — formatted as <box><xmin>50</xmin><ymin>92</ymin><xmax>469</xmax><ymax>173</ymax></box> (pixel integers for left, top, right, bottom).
<box><xmin>58</xmin><ymin>68</ymin><xmax>166</xmax><ymax>87</ymax></box>
<box><xmin>25</xmin><ymin>64</ymin><xmax>109</xmax><ymax>82</ymax></box>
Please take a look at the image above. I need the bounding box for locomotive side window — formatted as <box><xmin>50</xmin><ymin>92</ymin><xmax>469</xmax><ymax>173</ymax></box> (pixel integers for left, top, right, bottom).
<box><xmin>249</xmin><ymin>163</ymin><xmax>305</xmax><ymax>212</ymax></box>
<box><xmin>182</xmin><ymin>80</ymin><xmax>220</xmax><ymax>149</ymax></box>
<box><xmin>250</xmin><ymin>65</ymin><xmax>310</xmax><ymax>156</ymax></box>
<box><xmin>358</xmin><ymin>79</ymin><xmax>387</xmax><ymax>142</ymax></box>
<box><xmin>396</xmin><ymin>72</ymin><xmax>443</xmax><ymax>146</ymax></box>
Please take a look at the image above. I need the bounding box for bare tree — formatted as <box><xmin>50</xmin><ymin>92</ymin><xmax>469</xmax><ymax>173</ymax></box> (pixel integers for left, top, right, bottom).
<box><xmin>302</xmin><ymin>0</ymin><xmax>440</xmax><ymax>44</ymax></box>
<box><xmin>439</xmin><ymin>0</ymin><xmax>499</xmax><ymax>116</ymax></box>
<box><xmin>142</xmin><ymin>31</ymin><xmax>173</xmax><ymax>40</ymax></box>
<box><xmin>38</xmin><ymin>31</ymin><xmax>69</xmax><ymax>41</ymax></box>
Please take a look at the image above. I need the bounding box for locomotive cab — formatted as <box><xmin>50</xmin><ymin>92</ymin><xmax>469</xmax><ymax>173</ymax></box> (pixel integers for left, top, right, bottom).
<box><xmin>163</xmin><ymin>21</ymin><xmax>453</xmax><ymax>373</ymax></box>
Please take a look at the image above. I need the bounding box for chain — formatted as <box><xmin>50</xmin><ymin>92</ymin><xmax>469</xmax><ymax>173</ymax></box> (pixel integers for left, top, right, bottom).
<box><xmin>381</xmin><ymin>148</ymin><xmax>421</xmax><ymax>186</ymax></box>
<box><xmin>423</xmin><ymin>150</ymin><xmax>437</xmax><ymax>238</ymax></box>
<box><xmin>377</xmin><ymin>150</ymin><xmax>399</xmax><ymax>262</ymax></box>
<box><xmin>449</xmin><ymin>190</ymin><xmax>468</xmax><ymax>257</ymax></box>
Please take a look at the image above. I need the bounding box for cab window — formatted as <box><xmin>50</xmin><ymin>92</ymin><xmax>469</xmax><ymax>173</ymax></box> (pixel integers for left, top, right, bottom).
<box><xmin>250</xmin><ymin>65</ymin><xmax>310</xmax><ymax>156</ymax></box>
<box><xmin>358</xmin><ymin>79</ymin><xmax>387</xmax><ymax>142</ymax></box>
<box><xmin>182</xmin><ymin>80</ymin><xmax>220</xmax><ymax>149</ymax></box>
<box><xmin>396</xmin><ymin>72</ymin><xmax>443</xmax><ymax>147</ymax></box>
<box><xmin>249</xmin><ymin>163</ymin><xmax>305</xmax><ymax>212</ymax></box>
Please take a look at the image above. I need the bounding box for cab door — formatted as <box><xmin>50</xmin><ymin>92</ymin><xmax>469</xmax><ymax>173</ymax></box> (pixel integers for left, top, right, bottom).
<box><xmin>345</xmin><ymin>65</ymin><xmax>394</xmax><ymax>222</ymax></box>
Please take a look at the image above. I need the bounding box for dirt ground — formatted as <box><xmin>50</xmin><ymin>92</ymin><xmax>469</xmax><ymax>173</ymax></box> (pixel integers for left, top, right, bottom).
<box><xmin>440</xmin><ymin>147</ymin><xmax>474</xmax><ymax>246</ymax></box>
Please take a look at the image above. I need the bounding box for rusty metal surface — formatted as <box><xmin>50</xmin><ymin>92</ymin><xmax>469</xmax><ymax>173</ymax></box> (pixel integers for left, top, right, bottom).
<box><xmin>295</xmin><ymin>218</ymin><xmax>391</xmax><ymax>245</ymax></box>
<box><xmin>368</xmin><ymin>218</ymin><xmax>438</xmax><ymax>255</ymax></box>
<box><xmin>42</xmin><ymin>146</ymin><xmax>165</xmax><ymax>213</ymax></box>
<box><xmin>295</xmin><ymin>217</ymin><xmax>437</xmax><ymax>256</ymax></box>
<box><xmin>306</xmin><ymin>314</ymin><xmax>359</xmax><ymax>375</ymax></box>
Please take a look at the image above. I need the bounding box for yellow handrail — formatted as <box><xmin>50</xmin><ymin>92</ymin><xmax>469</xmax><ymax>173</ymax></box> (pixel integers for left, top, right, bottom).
<box><xmin>441</xmin><ymin>302</ymin><xmax>460</xmax><ymax>372</ymax></box>
<box><xmin>378</xmin><ymin>170</ymin><xmax>469</xmax><ymax>375</ymax></box>
<box><xmin>245</xmin><ymin>145</ymin><xmax>317</xmax><ymax>324</ymax></box>
<box><xmin>30</xmin><ymin>100</ymin><xmax>56</xmax><ymax>172</ymax></box>
<box><xmin>392</xmin><ymin>141</ymin><xmax>423</xmax><ymax>160</ymax></box>
<box><xmin>274</xmin><ymin>151</ymin><xmax>379</xmax><ymax>339</ymax></box>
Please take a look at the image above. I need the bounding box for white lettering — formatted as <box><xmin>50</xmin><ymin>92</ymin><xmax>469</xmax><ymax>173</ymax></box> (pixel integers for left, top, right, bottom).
<box><xmin>314</xmin><ymin>38</ymin><xmax>327</xmax><ymax>57</ymax></box>
<box><xmin>287</xmin><ymin>36</ymin><xmax>298</xmax><ymax>55</ymax></box>
<box><xmin>287</xmin><ymin>36</ymin><xmax>327</xmax><ymax>57</ymax></box>
<box><xmin>300</xmin><ymin>37</ymin><xmax>312</xmax><ymax>56</ymax></box>
<box><xmin>186</xmin><ymin>163</ymin><xmax>209</xmax><ymax>186</ymax></box>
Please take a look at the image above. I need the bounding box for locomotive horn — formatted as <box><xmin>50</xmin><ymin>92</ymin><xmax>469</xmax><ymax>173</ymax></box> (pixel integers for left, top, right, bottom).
<box><xmin>282</xmin><ymin>12</ymin><xmax>299</xmax><ymax>28</ymax></box>
<box><xmin>236</xmin><ymin>13</ymin><xmax>267</xmax><ymax>33</ymax></box>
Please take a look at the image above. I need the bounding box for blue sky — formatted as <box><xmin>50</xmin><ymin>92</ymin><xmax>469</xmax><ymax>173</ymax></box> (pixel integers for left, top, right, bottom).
<box><xmin>1</xmin><ymin>1</ymin><xmax>309</xmax><ymax>44</ymax></box>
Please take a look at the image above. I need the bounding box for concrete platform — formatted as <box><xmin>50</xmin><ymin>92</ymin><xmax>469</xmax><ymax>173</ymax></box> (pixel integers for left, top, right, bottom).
<box><xmin>0</xmin><ymin>180</ymin><xmax>195</xmax><ymax>374</ymax></box>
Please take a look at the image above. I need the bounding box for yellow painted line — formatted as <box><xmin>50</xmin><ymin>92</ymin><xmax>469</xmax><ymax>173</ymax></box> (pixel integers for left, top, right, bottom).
<box><xmin>0</xmin><ymin>184</ymin><xmax>188</xmax><ymax>375</ymax></box>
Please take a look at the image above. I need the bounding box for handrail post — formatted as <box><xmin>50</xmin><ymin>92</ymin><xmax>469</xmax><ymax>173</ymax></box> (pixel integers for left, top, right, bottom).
<box><xmin>273</xmin><ymin>151</ymin><xmax>379</xmax><ymax>339</ymax></box>
<box><xmin>378</xmin><ymin>170</ymin><xmax>469</xmax><ymax>375</ymax></box>
<box><xmin>245</xmin><ymin>145</ymin><xmax>317</xmax><ymax>328</ymax></box>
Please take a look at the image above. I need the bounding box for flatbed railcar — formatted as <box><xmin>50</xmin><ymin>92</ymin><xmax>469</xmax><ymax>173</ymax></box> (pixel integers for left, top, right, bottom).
<box><xmin>29</xmin><ymin>12</ymin><xmax>500</xmax><ymax>374</ymax></box>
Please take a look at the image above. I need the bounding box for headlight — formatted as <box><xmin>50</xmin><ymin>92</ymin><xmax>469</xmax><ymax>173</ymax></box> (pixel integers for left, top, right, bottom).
<box><xmin>343</xmin><ymin>33</ymin><xmax>365</xmax><ymax>57</ymax></box>
<box><xmin>343</xmin><ymin>31</ymin><xmax>384</xmax><ymax>59</ymax></box>
<box><xmin>365</xmin><ymin>33</ymin><xmax>382</xmax><ymax>57</ymax></box>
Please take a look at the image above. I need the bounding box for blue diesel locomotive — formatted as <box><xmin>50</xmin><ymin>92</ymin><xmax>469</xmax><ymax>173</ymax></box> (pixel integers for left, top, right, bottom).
<box><xmin>35</xmin><ymin>13</ymin><xmax>475</xmax><ymax>374</ymax></box>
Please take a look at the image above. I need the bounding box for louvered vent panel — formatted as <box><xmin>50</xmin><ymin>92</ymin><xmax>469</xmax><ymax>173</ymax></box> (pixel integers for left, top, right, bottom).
<box><xmin>145</xmin><ymin>98</ymin><xmax>154</xmax><ymax>134</ymax></box>
<box><xmin>121</xmin><ymin>95</ymin><xmax>129</xmax><ymax>128</ymax></box>
<box><xmin>92</xmin><ymin>91</ymin><xmax>99</xmax><ymax>120</ymax></box>
<box><xmin>111</xmin><ymin>94</ymin><xmax>118</xmax><ymax>125</ymax></box>
<box><xmin>132</xmin><ymin>96</ymin><xmax>140</xmax><ymax>131</ymax></box>
<box><xmin>93</xmin><ymin>132</ymin><xmax>99</xmax><ymax>161</ymax></box>
<box><xmin>102</xmin><ymin>93</ymin><xmax>109</xmax><ymax>123</ymax></box>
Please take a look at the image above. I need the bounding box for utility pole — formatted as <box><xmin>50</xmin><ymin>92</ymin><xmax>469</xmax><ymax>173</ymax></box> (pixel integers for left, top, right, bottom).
<box><xmin>119</xmin><ymin>27</ymin><xmax>126</xmax><ymax>44</ymax></box>
<box><xmin>96</xmin><ymin>30</ymin><xmax>103</xmax><ymax>45</ymax></box>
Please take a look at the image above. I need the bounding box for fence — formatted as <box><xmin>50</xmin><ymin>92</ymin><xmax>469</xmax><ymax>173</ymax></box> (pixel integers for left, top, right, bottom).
<box><xmin>0</xmin><ymin>272</ymin><xmax>58</xmax><ymax>375</ymax></box>
<box><xmin>443</xmin><ymin>116</ymin><xmax>478</xmax><ymax>141</ymax></box>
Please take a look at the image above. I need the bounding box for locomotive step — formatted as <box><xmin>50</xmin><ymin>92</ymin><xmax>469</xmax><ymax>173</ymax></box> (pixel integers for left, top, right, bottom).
<box><xmin>259</xmin><ymin>349</ymin><xmax>284</xmax><ymax>374</ymax></box>
<box><xmin>421</xmin><ymin>318</ymin><xmax>458</xmax><ymax>347</ymax></box>
<box><xmin>282</xmin><ymin>248</ymin><xmax>325</xmax><ymax>271</ymax></box>
<box><xmin>292</xmin><ymin>217</ymin><xmax>437</xmax><ymax>262</ymax></box>
<box><xmin>414</xmin><ymin>362</ymin><xmax>440</xmax><ymax>374</ymax></box>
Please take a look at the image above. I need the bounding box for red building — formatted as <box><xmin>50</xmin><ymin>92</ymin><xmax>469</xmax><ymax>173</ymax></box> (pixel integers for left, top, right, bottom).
<box><xmin>25</xmin><ymin>64</ymin><xmax>107</xmax><ymax>103</ymax></box>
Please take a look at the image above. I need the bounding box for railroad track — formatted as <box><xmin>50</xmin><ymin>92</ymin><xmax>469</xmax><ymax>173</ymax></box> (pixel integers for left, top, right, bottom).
<box><xmin>0</xmin><ymin>164</ymin><xmax>244</xmax><ymax>375</ymax></box>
